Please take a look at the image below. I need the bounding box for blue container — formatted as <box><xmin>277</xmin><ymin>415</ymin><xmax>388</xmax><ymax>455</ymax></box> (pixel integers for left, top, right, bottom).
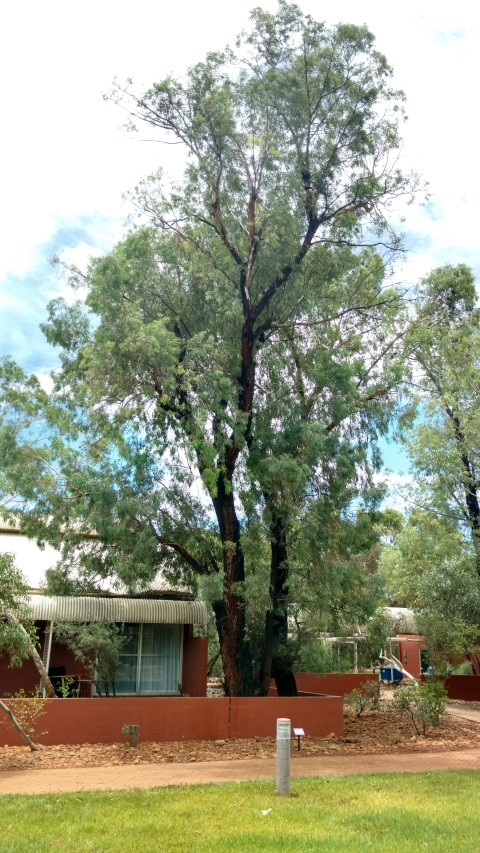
<box><xmin>380</xmin><ymin>666</ymin><xmax>402</xmax><ymax>683</ymax></box>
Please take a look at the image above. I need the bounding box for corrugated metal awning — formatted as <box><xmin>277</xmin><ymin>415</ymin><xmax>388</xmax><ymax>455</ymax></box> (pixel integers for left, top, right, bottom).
<box><xmin>384</xmin><ymin>607</ymin><xmax>418</xmax><ymax>634</ymax></box>
<box><xmin>27</xmin><ymin>595</ymin><xmax>209</xmax><ymax>626</ymax></box>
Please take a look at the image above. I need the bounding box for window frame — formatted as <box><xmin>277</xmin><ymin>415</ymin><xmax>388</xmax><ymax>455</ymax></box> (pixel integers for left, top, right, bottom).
<box><xmin>98</xmin><ymin>622</ymin><xmax>184</xmax><ymax>696</ymax></box>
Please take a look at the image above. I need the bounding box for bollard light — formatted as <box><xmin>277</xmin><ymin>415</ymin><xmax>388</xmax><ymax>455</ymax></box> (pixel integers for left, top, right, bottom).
<box><xmin>276</xmin><ymin>717</ymin><xmax>291</xmax><ymax>796</ymax></box>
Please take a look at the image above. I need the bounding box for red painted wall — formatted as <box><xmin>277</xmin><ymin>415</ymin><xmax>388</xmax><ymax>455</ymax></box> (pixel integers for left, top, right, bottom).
<box><xmin>395</xmin><ymin>637</ymin><xmax>423</xmax><ymax>681</ymax></box>
<box><xmin>269</xmin><ymin>672</ymin><xmax>377</xmax><ymax>696</ymax></box>
<box><xmin>0</xmin><ymin>695</ymin><xmax>344</xmax><ymax>746</ymax></box>
<box><xmin>0</xmin><ymin>651</ymin><xmax>40</xmax><ymax>697</ymax></box>
<box><xmin>181</xmin><ymin>629</ymin><xmax>208</xmax><ymax>697</ymax></box>
<box><xmin>444</xmin><ymin>675</ymin><xmax>480</xmax><ymax>701</ymax></box>
<box><xmin>0</xmin><ymin>622</ymin><xmax>92</xmax><ymax>698</ymax></box>
<box><xmin>230</xmin><ymin>696</ymin><xmax>343</xmax><ymax>738</ymax></box>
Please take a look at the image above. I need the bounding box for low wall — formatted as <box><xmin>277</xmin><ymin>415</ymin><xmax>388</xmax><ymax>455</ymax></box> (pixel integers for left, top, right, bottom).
<box><xmin>444</xmin><ymin>675</ymin><xmax>480</xmax><ymax>702</ymax></box>
<box><xmin>0</xmin><ymin>694</ymin><xmax>343</xmax><ymax>746</ymax></box>
<box><xmin>269</xmin><ymin>672</ymin><xmax>377</xmax><ymax>697</ymax></box>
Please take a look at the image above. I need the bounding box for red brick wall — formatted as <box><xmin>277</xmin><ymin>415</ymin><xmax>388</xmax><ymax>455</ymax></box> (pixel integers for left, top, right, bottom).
<box><xmin>0</xmin><ymin>694</ymin><xmax>344</xmax><ymax>746</ymax></box>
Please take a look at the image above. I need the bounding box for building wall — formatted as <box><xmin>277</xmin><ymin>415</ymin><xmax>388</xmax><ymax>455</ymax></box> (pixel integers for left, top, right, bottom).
<box><xmin>1</xmin><ymin>621</ymin><xmax>208</xmax><ymax>698</ymax></box>
<box><xmin>181</xmin><ymin>627</ymin><xmax>208</xmax><ymax>697</ymax></box>
<box><xmin>444</xmin><ymin>675</ymin><xmax>480</xmax><ymax>701</ymax></box>
<box><xmin>0</xmin><ymin>531</ymin><xmax>62</xmax><ymax>588</ymax></box>
<box><xmin>395</xmin><ymin>636</ymin><xmax>423</xmax><ymax>680</ymax></box>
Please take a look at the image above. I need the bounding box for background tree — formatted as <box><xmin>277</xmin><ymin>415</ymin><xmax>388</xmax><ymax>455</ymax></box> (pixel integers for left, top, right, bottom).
<box><xmin>0</xmin><ymin>553</ymin><xmax>54</xmax><ymax>749</ymax></box>
<box><xmin>52</xmin><ymin>622</ymin><xmax>125</xmax><ymax>696</ymax></box>
<box><xmin>0</xmin><ymin>3</ymin><xmax>416</xmax><ymax>695</ymax></box>
<box><xmin>405</xmin><ymin>264</ymin><xmax>480</xmax><ymax>571</ymax></box>
<box><xmin>376</xmin><ymin>264</ymin><xmax>480</xmax><ymax>668</ymax></box>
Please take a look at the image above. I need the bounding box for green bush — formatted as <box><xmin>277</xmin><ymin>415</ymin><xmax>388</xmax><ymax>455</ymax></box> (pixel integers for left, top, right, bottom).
<box><xmin>0</xmin><ymin>689</ymin><xmax>48</xmax><ymax>738</ymax></box>
<box><xmin>392</xmin><ymin>680</ymin><xmax>447</xmax><ymax>735</ymax></box>
<box><xmin>452</xmin><ymin>661</ymin><xmax>474</xmax><ymax>675</ymax></box>
<box><xmin>345</xmin><ymin>681</ymin><xmax>381</xmax><ymax>717</ymax></box>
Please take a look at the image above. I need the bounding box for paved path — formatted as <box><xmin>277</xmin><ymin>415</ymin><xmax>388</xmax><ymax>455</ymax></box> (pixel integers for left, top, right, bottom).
<box><xmin>446</xmin><ymin>704</ymin><xmax>480</xmax><ymax>723</ymax></box>
<box><xmin>2</xmin><ymin>748</ymin><xmax>480</xmax><ymax>796</ymax></box>
<box><xmin>1</xmin><ymin>703</ymin><xmax>479</xmax><ymax>797</ymax></box>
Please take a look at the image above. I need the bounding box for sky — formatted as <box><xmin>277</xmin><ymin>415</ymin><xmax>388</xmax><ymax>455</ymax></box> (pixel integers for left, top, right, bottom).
<box><xmin>0</xmin><ymin>0</ymin><xmax>478</xmax><ymax>498</ymax></box>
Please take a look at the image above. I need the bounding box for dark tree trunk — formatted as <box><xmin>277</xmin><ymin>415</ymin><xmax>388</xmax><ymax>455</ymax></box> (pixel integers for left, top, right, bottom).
<box><xmin>211</xmin><ymin>474</ymin><xmax>254</xmax><ymax>696</ymax></box>
<box><xmin>261</xmin><ymin>511</ymin><xmax>297</xmax><ymax>696</ymax></box>
<box><xmin>452</xmin><ymin>415</ymin><xmax>480</xmax><ymax>576</ymax></box>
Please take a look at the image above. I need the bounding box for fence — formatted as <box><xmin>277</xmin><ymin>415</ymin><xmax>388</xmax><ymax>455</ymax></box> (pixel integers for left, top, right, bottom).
<box><xmin>1</xmin><ymin>693</ymin><xmax>343</xmax><ymax>746</ymax></box>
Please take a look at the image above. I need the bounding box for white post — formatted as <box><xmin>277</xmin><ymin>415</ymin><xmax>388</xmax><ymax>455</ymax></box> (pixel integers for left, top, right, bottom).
<box><xmin>354</xmin><ymin>639</ymin><xmax>358</xmax><ymax>674</ymax></box>
<box><xmin>276</xmin><ymin>717</ymin><xmax>291</xmax><ymax>796</ymax></box>
<box><xmin>40</xmin><ymin>620</ymin><xmax>54</xmax><ymax>697</ymax></box>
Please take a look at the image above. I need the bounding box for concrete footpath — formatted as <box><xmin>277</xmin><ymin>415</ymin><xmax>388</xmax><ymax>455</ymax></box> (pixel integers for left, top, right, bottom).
<box><xmin>2</xmin><ymin>749</ymin><xmax>480</xmax><ymax>796</ymax></box>
<box><xmin>1</xmin><ymin>703</ymin><xmax>479</xmax><ymax>796</ymax></box>
<box><xmin>446</xmin><ymin>704</ymin><xmax>480</xmax><ymax>724</ymax></box>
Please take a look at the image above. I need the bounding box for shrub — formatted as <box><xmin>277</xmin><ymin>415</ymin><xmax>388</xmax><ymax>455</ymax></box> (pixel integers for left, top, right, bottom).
<box><xmin>452</xmin><ymin>661</ymin><xmax>474</xmax><ymax>676</ymax></box>
<box><xmin>345</xmin><ymin>681</ymin><xmax>380</xmax><ymax>717</ymax></box>
<box><xmin>0</xmin><ymin>689</ymin><xmax>48</xmax><ymax>739</ymax></box>
<box><xmin>392</xmin><ymin>680</ymin><xmax>447</xmax><ymax>735</ymax></box>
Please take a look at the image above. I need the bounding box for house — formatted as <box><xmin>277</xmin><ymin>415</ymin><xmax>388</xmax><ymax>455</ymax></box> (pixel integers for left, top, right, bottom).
<box><xmin>0</xmin><ymin>523</ymin><xmax>210</xmax><ymax>697</ymax></box>
<box><xmin>382</xmin><ymin>607</ymin><xmax>425</xmax><ymax>681</ymax></box>
<box><xmin>1</xmin><ymin>593</ymin><xmax>209</xmax><ymax>698</ymax></box>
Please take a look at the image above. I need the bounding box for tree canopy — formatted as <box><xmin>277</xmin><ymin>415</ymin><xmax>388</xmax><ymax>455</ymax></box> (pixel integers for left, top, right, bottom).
<box><xmin>0</xmin><ymin>3</ymin><xmax>417</xmax><ymax>695</ymax></box>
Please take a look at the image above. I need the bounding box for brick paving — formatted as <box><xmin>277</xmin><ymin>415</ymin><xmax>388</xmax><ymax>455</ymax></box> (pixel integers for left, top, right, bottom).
<box><xmin>1</xmin><ymin>748</ymin><xmax>480</xmax><ymax>796</ymax></box>
<box><xmin>1</xmin><ymin>702</ymin><xmax>479</xmax><ymax>796</ymax></box>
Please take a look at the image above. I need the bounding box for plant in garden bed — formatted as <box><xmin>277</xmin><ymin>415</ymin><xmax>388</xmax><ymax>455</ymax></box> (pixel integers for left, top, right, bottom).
<box><xmin>344</xmin><ymin>681</ymin><xmax>381</xmax><ymax>717</ymax></box>
<box><xmin>0</xmin><ymin>689</ymin><xmax>47</xmax><ymax>750</ymax></box>
<box><xmin>392</xmin><ymin>680</ymin><xmax>447</xmax><ymax>735</ymax></box>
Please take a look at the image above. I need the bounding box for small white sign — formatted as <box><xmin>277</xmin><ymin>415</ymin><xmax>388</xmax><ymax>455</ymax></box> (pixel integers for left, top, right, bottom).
<box><xmin>293</xmin><ymin>727</ymin><xmax>305</xmax><ymax>737</ymax></box>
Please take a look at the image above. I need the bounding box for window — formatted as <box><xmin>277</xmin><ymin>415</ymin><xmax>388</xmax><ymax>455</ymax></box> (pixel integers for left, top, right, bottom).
<box><xmin>115</xmin><ymin>623</ymin><xmax>183</xmax><ymax>694</ymax></box>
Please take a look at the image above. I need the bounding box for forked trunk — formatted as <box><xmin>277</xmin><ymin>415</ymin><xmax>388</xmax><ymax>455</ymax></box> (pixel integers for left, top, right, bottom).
<box><xmin>212</xmin><ymin>478</ymin><xmax>254</xmax><ymax>696</ymax></box>
<box><xmin>261</xmin><ymin>512</ymin><xmax>297</xmax><ymax>696</ymax></box>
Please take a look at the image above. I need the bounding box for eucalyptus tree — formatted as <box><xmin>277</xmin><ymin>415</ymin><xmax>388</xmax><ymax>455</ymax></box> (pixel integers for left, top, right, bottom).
<box><xmin>405</xmin><ymin>264</ymin><xmax>480</xmax><ymax>573</ymax></box>
<box><xmin>0</xmin><ymin>552</ymin><xmax>55</xmax><ymax>698</ymax></box>
<box><xmin>0</xmin><ymin>3</ymin><xmax>416</xmax><ymax>694</ymax></box>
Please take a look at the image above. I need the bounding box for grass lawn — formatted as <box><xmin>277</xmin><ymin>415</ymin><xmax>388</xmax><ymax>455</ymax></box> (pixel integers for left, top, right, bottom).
<box><xmin>1</xmin><ymin>771</ymin><xmax>479</xmax><ymax>852</ymax></box>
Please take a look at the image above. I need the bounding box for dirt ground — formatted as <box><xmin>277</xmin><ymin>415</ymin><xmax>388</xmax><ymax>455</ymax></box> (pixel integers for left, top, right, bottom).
<box><xmin>2</xmin><ymin>707</ymin><xmax>480</xmax><ymax>772</ymax></box>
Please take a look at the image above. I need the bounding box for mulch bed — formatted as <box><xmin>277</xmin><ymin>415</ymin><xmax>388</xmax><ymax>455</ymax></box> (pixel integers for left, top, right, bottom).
<box><xmin>1</xmin><ymin>709</ymin><xmax>480</xmax><ymax>771</ymax></box>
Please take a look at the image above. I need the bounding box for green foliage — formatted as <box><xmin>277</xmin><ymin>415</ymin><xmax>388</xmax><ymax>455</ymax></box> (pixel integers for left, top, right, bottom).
<box><xmin>417</xmin><ymin>612</ymin><xmax>479</xmax><ymax>676</ymax></box>
<box><xmin>345</xmin><ymin>681</ymin><xmax>380</xmax><ymax>717</ymax></box>
<box><xmin>0</xmin><ymin>552</ymin><xmax>37</xmax><ymax>667</ymax></box>
<box><xmin>452</xmin><ymin>661</ymin><xmax>474</xmax><ymax>675</ymax></box>
<box><xmin>52</xmin><ymin>622</ymin><xmax>125</xmax><ymax>696</ymax></box>
<box><xmin>296</xmin><ymin>639</ymin><xmax>335</xmax><ymax>676</ymax></box>
<box><xmin>380</xmin><ymin>510</ymin><xmax>480</xmax><ymax>623</ymax></box>
<box><xmin>360</xmin><ymin>611</ymin><xmax>393</xmax><ymax>668</ymax></box>
<box><xmin>392</xmin><ymin>680</ymin><xmax>447</xmax><ymax>735</ymax></box>
<box><xmin>0</xmin><ymin>4</ymin><xmax>416</xmax><ymax>694</ymax></box>
<box><xmin>402</xmin><ymin>264</ymin><xmax>480</xmax><ymax>569</ymax></box>
<box><xmin>0</xmin><ymin>689</ymin><xmax>47</xmax><ymax>738</ymax></box>
<box><xmin>121</xmin><ymin>723</ymin><xmax>139</xmax><ymax>747</ymax></box>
